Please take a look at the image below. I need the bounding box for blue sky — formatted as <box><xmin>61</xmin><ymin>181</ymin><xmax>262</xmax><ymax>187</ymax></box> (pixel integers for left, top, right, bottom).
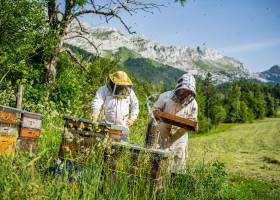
<box><xmin>81</xmin><ymin>0</ymin><xmax>280</xmax><ymax>72</ymax></box>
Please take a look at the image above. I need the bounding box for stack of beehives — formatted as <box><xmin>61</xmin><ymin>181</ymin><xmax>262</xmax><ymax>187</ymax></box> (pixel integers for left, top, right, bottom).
<box><xmin>0</xmin><ymin>105</ymin><xmax>42</xmax><ymax>155</ymax></box>
<box><xmin>0</xmin><ymin>106</ymin><xmax>21</xmax><ymax>155</ymax></box>
<box><xmin>18</xmin><ymin>111</ymin><xmax>42</xmax><ymax>153</ymax></box>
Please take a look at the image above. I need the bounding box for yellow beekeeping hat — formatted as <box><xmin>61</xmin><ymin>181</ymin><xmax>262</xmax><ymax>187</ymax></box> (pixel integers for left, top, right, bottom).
<box><xmin>109</xmin><ymin>71</ymin><xmax>132</xmax><ymax>86</ymax></box>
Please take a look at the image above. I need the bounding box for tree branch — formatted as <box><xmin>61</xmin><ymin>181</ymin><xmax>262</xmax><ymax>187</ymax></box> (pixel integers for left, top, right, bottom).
<box><xmin>74</xmin><ymin>1</ymin><xmax>163</xmax><ymax>34</ymax></box>
<box><xmin>61</xmin><ymin>48</ymin><xmax>87</xmax><ymax>70</ymax></box>
<box><xmin>0</xmin><ymin>70</ymin><xmax>10</xmax><ymax>85</ymax></box>
<box><xmin>64</xmin><ymin>34</ymin><xmax>100</xmax><ymax>55</ymax></box>
<box><xmin>74</xmin><ymin>9</ymin><xmax>136</xmax><ymax>33</ymax></box>
<box><xmin>73</xmin><ymin>16</ymin><xmax>90</xmax><ymax>34</ymax></box>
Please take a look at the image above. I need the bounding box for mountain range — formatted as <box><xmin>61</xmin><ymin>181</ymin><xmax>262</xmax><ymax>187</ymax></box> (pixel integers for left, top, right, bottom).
<box><xmin>64</xmin><ymin>22</ymin><xmax>279</xmax><ymax>85</ymax></box>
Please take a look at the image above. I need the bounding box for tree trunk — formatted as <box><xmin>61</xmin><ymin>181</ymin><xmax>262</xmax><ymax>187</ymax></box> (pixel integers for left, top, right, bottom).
<box><xmin>44</xmin><ymin>54</ymin><xmax>58</xmax><ymax>83</ymax></box>
<box><xmin>44</xmin><ymin>21</ymin><xmax>69</xmax><ymax>83</ymax></box>
<box><xmin>45</xmin><ymin>0</ymin><xmax>73</xmax><ymax>83</ymax></box>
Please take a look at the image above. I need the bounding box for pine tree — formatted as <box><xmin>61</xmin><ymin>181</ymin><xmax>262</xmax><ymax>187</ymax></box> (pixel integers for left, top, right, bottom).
<box><xmin>203</xmin><ymin>72</ymin><xmax>226</xmax><ymax>125</ymax></box>
<box><xmin>225</xmin><ymin>84</ymin><xmax>241</xmax><ymax>122</ymax></box>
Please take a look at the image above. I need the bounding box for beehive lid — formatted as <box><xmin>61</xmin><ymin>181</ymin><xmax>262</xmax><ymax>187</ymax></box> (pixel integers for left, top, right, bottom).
<box><xmin>23</xmin><ymin>111</ymin><xmax>42</xmax><ymax>119</ymax></box>
<box><xmin>0</xmin><ymin>105</ymin><xmax>22</xmax><ymax>113</ymax></box>
<box><xmin>64</xmin><ymin>116</ymin><xmax>92</xmax><ymax>124</ymax></box>
<box><xmin>112</xmin><ymin>142</ymin><xmax>173</xmax><ymax>157</ymax></box>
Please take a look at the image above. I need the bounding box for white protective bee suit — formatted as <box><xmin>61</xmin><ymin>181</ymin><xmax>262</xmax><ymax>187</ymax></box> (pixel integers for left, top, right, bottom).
<box><xmin>91</xmin><ymin>85</ymin><xmax>139</xmax><ymax>129</ymax></box>
<box><xmin>153</xmin><ymin>73</ymin><xmax>198</xmax><ymax>173</ymax></box>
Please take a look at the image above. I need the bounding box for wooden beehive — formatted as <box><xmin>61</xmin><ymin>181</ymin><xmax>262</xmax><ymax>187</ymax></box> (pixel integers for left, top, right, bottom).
<box><xmin>59</xmin><ymin>130</ymin><xmax>99</xmax><ymax>159</ymax></box>
<box><xmin>64</xmin><ymin>116</ymin><xmax>93</xmax><ymax>131</ymax></box>
<box><xmin>62</xmin><ymin>116</ymin><xmax>128</xmax><ymax>147</ymax></box>
<box><xmin>59</xmin><ymin>116</ymin><xmax>100</xmax><ymax>159</ymax></box>
<box><xmin>0</xmin><ymin>106</ymin><xmax>21</xmax><ymax>155</ymax></box>
<box><xmin>0</xmin><ymin>135</ymin><xmax>17</xmax><ymax>155</ymax></box>
<box><xmin>19</xmin><ymin>112</ymin><xmax>42</xmax><ymax>138</ymax></box>
<box><xmin>153</xmin><ymin>110</ymin><xmax>198</xmax><ymax>131</ymax></box>
<box><xmin>59</xmin><ymin>116</ymin><xmax>128</xmax><ymax>159</ymax></box>
<box><xmin>0</xmin><ymin>123</ymin><xmax>19</xmax><ymax>137</ymax></box>
<box><xmin>59</xmin><ymin>116</ymin><xmax>172</xmax><ymax>192</ymax></box>
<box><xmin>17</xmin><ymin>137</ymin><xmax>39</xmax><ymax>153</ymax></box>
<box><xmin>20</xmin><ymin>128</ymin><xmax>40</xmax><ymax>138</ymax></box>
<box><xmin>0</xmin><ymin>105</ymin><xmax>21</xmax><ymax>125</ymax></box>
<box><xmin>18</xmin><ymin>111</ymin><xmax>42</xmax><ymax>152</ymax></box>
<box><xmin>98</xmin><ymin>122</ymin><xmax>128</xmax><ymax>142</ymax></box>
<box><xmin>107</xmin><ymin>142</ymin><xmax>173</xmax><ymax>192</ymax></box>
<box><xmin>21</xmin><ymin>112</ymin><xmax>42</xmax><ymax>130</ymax></box>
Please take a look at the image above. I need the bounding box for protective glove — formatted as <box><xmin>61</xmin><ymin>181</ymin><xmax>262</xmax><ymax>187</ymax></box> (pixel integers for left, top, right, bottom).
<box><xmin>126</xmin><ymin>118</ymin><xmax>135</xmax><ymax>127</ymax></box>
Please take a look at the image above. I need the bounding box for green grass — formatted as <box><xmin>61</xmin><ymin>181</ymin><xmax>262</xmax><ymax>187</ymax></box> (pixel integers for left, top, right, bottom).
<box><xmin>190</xmin><ymin>123</ymin><xmax>238</xmax><ymax>138</ymax></box>
<box><xmin>226</xmin><ymin>174</ymin><xmax>280</xmax><ymax>200</ymax></box>
<box><xmin>1</xmin><ymin>112</ymin><xmax>280</xmax><ymax>199</ymax></box>
<box><xmin>189</xmin><ymin>117</ymin><xmax>280</xmax><ymax>183</ymax></box>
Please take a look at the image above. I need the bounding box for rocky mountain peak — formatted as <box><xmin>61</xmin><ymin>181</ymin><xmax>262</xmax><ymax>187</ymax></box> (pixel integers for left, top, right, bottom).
<box><xmin>65</xmin><ymin>22</ymin><xmax>273</xmax><ymax>83</ymax></box>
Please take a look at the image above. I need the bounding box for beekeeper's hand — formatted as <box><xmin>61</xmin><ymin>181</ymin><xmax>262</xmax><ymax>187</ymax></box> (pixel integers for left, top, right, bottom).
<box><xmin>126</xmin><ymin>118</ymin><xmax>135</xmax><ymax>127</ymax></box>
<box><xmin>152</xmin><ymin>109</ymin><xmax>161</xmax><ymax>120</ymax></box>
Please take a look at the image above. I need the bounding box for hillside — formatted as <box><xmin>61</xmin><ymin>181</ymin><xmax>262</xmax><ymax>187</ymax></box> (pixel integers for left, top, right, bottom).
<box><xmin>64</xmin><ymin>44</ymin><xmax>184</xmax><ymax>89</ymax></box>
<box><xmin>113</xmin><ymin>47</ymin><xmax>185</xmax><ymax>89</ymax></box>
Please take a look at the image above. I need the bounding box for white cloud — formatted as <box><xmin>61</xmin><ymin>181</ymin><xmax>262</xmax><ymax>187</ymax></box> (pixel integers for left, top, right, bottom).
<box><xmin>222</xmin><ymin>38</ymin><xmax>280</xmax><ymax>54</ymax></box>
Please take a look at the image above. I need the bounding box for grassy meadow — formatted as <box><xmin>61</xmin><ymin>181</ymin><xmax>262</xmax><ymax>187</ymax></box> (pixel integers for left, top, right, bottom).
<box><xmin>1</xmin><ymin>112</ymin><xmax>280</xmax><ymax>199</ymax></box>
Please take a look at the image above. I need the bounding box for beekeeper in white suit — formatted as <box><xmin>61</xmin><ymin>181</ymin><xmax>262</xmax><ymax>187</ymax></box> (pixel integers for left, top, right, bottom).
<box><xmin>91</xmin><ymin>71</ymin><xmax>139</xmax><ymax>128</ymax></box>
<box><xmin>152</xmin><ymin>73</ymin><xmax>198</xmax><ymax>174</ymax></box>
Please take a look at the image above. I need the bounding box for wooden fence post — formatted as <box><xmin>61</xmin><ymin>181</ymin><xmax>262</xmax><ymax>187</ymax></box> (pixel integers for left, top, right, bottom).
<box><xmin>16</xmin><ymin>84</ymin><xmax>24</xmax><ymax>109</ymax></box>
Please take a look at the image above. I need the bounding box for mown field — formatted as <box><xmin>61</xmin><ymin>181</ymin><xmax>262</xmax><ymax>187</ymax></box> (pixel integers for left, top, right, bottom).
<box><xmin>190</xmin><ymin>117</ymin><xmax>280</xmax><ymax>182</ymax></box>
<box><xmin>189</xmin><ymin>117</ymin><xmax>280</xmax><ymax>199</ymax></box>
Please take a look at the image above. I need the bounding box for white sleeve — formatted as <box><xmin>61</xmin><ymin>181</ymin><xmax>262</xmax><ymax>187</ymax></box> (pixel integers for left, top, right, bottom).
<box><xmin>129</xmin><ymin>90</ymin><xmax>139</xmax><ymax>120</ymax></box>
<box><xmin>152</xmin><ymin>93</ymin><xmax>166</xmax><ymax>111</ymax></box>
<box><xmin>91</xmin><ymin>87</ymin><xmax>106</xmax><ymax>114</ymax></box>
<box><xmin>186</xmin><ymin>99</ymin><xmax>198</xmax><ymax>120</ymax></box>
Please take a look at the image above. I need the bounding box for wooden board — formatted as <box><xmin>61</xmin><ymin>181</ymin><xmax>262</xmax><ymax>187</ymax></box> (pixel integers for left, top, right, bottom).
<box><xmin>153</xmin><ymin>110</ymin><xmax>198</xmax><ymax>131</ymax></box>
<box><xmin>0</xmin><ymin>135</ymin><xmax>16</xmax><ymax>155</ymax></box>
<box><xmin>20</xmin><ymin>127</ymin><xmax>40</xmax><ymax>138</ymax></box>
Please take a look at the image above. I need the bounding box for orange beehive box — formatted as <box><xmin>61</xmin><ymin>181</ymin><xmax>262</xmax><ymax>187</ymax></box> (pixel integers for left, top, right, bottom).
<box><xmin>0</xmin><ymin>135</ymin><xmax>16</xmax><ymax>155</ymax></box>
<box><xmin>0</xmin><ymin>106</ymin><xmax>21</xmax><ymax>125</ymax></box>
<box><xmin>20</xmin><ymin>127</ymin><xmax>40</xmax><ymax>138</ymax></box>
